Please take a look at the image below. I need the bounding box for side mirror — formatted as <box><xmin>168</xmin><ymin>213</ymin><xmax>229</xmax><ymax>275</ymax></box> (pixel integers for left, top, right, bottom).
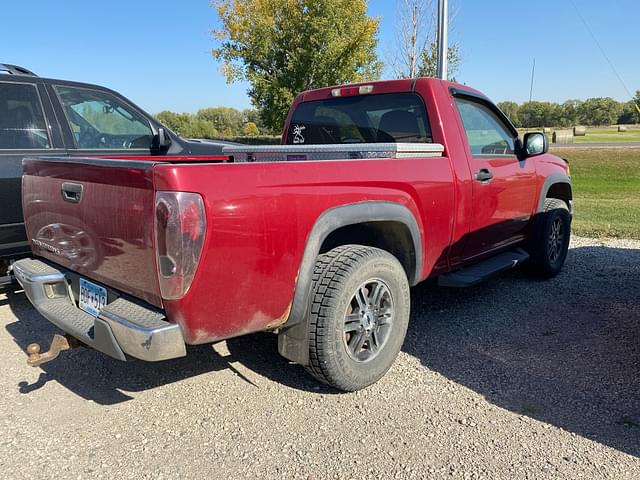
<box><xmin>152</xmin><ymin>127</ymin><xmax>172</xmax><ymax>151</ymax></box>
<box><xmin>522</xmin><ymin>132</ymin><xmax>548</xmax><ymax>158</ymax></box>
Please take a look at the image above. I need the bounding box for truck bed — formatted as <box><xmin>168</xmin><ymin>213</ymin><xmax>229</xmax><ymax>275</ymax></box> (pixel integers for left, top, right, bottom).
<box><xmin>22</xmin><ymin>149</ymin><xmax>454</xmax><ymax>344</ymax></box>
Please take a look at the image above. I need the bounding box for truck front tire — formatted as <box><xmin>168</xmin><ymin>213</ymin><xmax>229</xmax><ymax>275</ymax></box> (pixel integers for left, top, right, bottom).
<box><xmin>306</xmin><ymin>245</ymin><xmax>410</xmax><ymax>391</ymax></box>
<box><xmin>527</xmin><ymin>198</ymin><xmax>571</xmax><ymax>278</ymax></box>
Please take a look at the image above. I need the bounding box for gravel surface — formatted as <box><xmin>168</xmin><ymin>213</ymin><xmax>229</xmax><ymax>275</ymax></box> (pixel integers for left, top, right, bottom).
<box><xmin>0</xmin><ymin>236</ymin><xmax>638</xmax><ymax>479</ymax></box>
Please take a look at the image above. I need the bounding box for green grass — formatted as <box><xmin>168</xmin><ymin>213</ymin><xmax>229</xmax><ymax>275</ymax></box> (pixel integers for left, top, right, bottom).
<box><xmin>573</xmin><ymin>126</ymin><xmax>640</xmax><ymax>143</ymax></box>
<box><xmin>551</xmin><ymin>147</ymin><xmax>640</xmax><ymax>239</ymax></box>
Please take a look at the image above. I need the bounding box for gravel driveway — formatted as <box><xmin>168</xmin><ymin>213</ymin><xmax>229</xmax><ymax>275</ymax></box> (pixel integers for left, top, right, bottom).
<box><xmin>0</xmin><ymin>236</ymin><xmax>638</xmax><ymax>479</ymax></box>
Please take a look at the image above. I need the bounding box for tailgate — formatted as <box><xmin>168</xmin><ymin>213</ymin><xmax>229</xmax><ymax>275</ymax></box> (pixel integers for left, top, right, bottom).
<box><xmin>22</xmin><ymin>157</ymin><xmax>162</xmax><ymax>307</ymax></box>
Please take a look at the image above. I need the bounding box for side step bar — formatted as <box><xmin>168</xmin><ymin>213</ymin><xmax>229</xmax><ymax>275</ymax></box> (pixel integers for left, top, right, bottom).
<box><xmin>438</xmin><ymin>248</ymin><xmax>530</xmax><ymax>288</ymax></box>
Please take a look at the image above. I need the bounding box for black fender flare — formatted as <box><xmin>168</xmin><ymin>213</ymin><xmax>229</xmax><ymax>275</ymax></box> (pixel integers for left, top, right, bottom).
<box><xmin>537</xmin><ymin>173</ymin><xmax>573</xmax><ymax>213</ymax></box>
<box><xmin>277</xmin><ymin>201</ymin><xmax>422</xmax><ymax>365</ymax></box>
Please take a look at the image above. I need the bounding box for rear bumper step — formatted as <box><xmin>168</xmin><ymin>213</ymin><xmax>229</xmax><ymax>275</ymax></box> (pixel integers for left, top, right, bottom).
<box><xmin>13</xmin><ymin>258</ymin><xmax>186</xmax><ymax>362</ymax></box>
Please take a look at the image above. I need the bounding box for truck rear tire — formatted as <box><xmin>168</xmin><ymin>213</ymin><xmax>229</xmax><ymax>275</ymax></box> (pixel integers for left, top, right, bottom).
<box><xmin>527</xmin><ymin>198</ymin><xmax>571</xmax><ymax>278</ymax></box>
<box><xmin>305</xmin><ymin>245</ymin><xmax>410</xmax><ymax>391</ymax></box>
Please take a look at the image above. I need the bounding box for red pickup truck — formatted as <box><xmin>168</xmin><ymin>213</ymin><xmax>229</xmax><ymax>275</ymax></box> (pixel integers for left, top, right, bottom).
<box><xmin>14</xmin><ymin>78</ymin><xmax>572</xmax><ymax>391</ymax></box>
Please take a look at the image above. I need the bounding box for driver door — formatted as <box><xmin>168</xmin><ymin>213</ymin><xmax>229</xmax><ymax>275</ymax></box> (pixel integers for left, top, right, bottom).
<box><xmin>455</xmin><ymin>96</ymin><xmax>537</xmax><ymax>261</ymax></box>
<box><xmin>49</xmin><ymin>84</ymin><xmax>155</xmax><ymax>158</ymax></box>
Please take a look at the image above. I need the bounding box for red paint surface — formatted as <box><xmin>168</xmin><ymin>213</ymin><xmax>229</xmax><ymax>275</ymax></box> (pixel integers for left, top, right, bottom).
<box><xmin>22</xmin><ymin>78</ymin><xmax>569</xmax><ymax>345</ymax></box>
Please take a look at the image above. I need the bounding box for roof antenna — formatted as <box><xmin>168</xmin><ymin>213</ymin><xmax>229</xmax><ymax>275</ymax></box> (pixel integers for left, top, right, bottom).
<box><xmin>529</xmin><ymin>58</ymin><xmax>536</xmax><ymax>102</ymax></box>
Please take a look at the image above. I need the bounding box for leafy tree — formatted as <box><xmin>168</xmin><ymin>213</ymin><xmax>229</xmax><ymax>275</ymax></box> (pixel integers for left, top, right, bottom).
<box><xmin>577</xmin><ymin>97</ymin><xmax>622</xmax><ymax>126</ymax></box>
<box><xmin>156</xmin><ymin>111</ymin><xmax>219</xmax><ymax>139</ymax></box>
<box><xmin>212</xmin><ymin>0</ymin><xmax>382</xmax><ymax>131</ymax></box>
<box><xmin>556</xmin><ymin>99</ymin><xmax>582</xmax><ymax>127</ymax></box>
<box><xmin>243</xmin><ymin>122</ymin><xmax>260</xmax><ymax>136</ymax></box>
<box><xmin>416</xmin><ymin>42</ymin><xmax>461</xmax><ymax>80</ymax></box>
<box><xmin>618</xmin><ymin>101</ymin><xmax>638</xmax><ymax>125</ymax></box>
<box><xmin>196</xmin><ymin>107</ymin><xmax>244</xmax><ymax>133</ymax></box>
<box><xmin>632</xmin><ymin>90</ymin><xmax>640</xmax><ymax>123</ymax></box>
<box><xmin>155</xmin><ymin>111</ymin><xmax>195</xmax><ymax>135</ymax></box>
<box><xmin>497</xmin><ymin>101</ymin><xmax>520</xmax><ymax>127</ymax></box>
<box><xmin>241</xmin><ymin>109</ymin><xmax>263</xmax><ymax>128</ymax></box>
<box><xmin>187</xmin><ymin>119</ymin><xmax>219</xmax><ymax>139</ymax></box>
<box><xmin>518</xmin><ymin>101</ymin><xmax>557</xmax><ymax>128</ymax></box>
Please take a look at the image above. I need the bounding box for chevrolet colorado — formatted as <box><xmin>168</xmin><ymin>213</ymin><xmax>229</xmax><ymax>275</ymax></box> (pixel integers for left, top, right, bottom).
<box><xmin>14</xmin><ymin>78</ymin><xmax>572</xmax><ymax>391</ymax></box>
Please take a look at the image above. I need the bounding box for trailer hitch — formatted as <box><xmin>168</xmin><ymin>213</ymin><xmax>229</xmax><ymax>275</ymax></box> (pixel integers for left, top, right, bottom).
<box><xmin>26</xmin><ymin>334</ymin><xmax>81</xmax><ymax>367</ymax></box>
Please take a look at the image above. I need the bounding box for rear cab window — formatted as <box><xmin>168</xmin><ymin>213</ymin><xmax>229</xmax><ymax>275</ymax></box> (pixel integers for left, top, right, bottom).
<box><xmin>0</xmin><ymin>82</ymin><xmax>51</xmax><ymax>150</ymax></box>
<box><xmin>286</xmin><ymin>93</ymin><xmax>432</xmax><ymax>145</ymax></box>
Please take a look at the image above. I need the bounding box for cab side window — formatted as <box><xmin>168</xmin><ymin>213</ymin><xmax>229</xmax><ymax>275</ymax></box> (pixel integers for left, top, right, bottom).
<box><xmin>0</xmin><ymin>82</ymin><xmax>51</xmax><ymax>149</ymax></box>
<box><xmin>455</xmin><ymin>97</ymin><xmax>515</xmax><ymax>156</ymax></box>
<box><xmin>54</xmin><ymin>86</ymin><xmax>153</xmax><ymax>149</ymax></box>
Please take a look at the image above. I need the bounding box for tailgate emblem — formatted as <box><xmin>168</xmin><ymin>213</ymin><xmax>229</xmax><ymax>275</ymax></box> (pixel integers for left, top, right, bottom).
<box><xmin>61</xmin><ymin>182</ymin><xmax>83</xmax><ymax>203</ymax></box>
<box><xmin>31</xmin><ymin>238</ymin><xmax>63</xmax><ymax>256</ymax></box>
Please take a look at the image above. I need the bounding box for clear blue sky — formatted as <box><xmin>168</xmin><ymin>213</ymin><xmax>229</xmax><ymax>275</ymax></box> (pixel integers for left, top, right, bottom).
<box><xmin>2</xmin><ymin>0</ymin><xmax>637</xmax><ymax>113</ymax></box>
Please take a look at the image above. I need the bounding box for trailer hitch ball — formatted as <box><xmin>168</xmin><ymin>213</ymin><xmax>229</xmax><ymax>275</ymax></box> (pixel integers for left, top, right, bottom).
<box><xmin>26</xmin><ymin>343</ymin><xmax>41</xmax><ymax>358</ymax></box>
<box><xmin>26</xmin><ymin>334</ymin><xmax>78</xmax><ymax>367</ymax></box>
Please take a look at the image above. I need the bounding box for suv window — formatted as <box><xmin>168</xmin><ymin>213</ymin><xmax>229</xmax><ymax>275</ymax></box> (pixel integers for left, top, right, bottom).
<box><xmin>286</xmin><ymin>93</ymin><xmax>431</xmax><ymax>145</ymax></box>
<box><xmin>55</xmin><ymin>86</ymin><xmax>153</xmax><ymax>149</ymax></box>
<box><xmin>455</xmin><ymin>97</ymin><xmax>515</xmax><ymax>156</ymax></box>
<box><xmin>0</xmin><ymin>82</ymin><xmax>51</xmax><ymax>149</ymax></box>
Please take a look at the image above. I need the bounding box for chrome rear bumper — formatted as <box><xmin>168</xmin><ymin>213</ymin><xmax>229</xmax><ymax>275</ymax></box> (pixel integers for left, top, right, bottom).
<box><xmin>13</xmin><ymin>258</ymin><xmax>186</xmax><ymax>362</ymax></box>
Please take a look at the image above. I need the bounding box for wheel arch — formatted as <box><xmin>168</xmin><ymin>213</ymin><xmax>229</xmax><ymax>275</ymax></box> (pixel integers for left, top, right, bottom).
<box><xmin>538</xmin><ymin>173</ymin><xmax>573</xmax><ymax>213</ymax></box>
<box><xmin>278</xmin><ymin>201</ymin><xmax>422</xmax><ymax>365</ymax></box>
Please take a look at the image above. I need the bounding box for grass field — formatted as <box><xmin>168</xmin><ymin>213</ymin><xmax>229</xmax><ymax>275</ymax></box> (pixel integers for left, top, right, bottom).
<box><xmin>573</xmin><ymin>126</ymin><xmax>640</xmax><ymax>144</ymax></box>
<box><xmin>552</xmin><ymin>147</ymin><xmax>640</xmax><ymax>239</ymax></box>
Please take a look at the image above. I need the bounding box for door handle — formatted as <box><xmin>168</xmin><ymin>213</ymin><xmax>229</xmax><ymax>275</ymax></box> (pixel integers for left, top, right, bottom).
<box><xmin>474</xmin><ymin>168</ymin><xmax>494</xmax><ymax>183</ymax></box>
<box><xmin>61</xmin><ymin>182</ymin><xmax>83</xmax><ymax>203</ymax></box>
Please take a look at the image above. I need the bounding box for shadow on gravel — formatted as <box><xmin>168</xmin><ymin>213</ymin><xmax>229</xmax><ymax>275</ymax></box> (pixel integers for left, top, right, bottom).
<box><xmin>404</xmin><ymin>245</ymin><xmax>640</xmax><ymax>457</ymax></box>
<box><xmin>5</xmin><ymin>289</ymin><xmax>324</xmax><ymax>405</ymax></box>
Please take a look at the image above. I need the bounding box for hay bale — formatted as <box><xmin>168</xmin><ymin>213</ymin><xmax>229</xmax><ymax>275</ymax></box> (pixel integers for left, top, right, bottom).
<box><xmin>553</xmin><ymin>129</ymin><xmax>574</xmax><ymax>144</ymax></box>
<box><xmin>573</xmin><ymin>126</ymin><xmax>587</xmax><ymax>136</ymax></box>
<box><xmin>618</xmin><ymin>125</ymin><xmax>628</xmax><ymax>132</ymax></box>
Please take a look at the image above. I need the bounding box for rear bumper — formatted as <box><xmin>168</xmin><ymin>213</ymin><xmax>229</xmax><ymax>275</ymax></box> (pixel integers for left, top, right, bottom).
<box><xmin>13</xmin><ymin>258</ymin><xmax>186</xmax><ymax>362</ymax></box>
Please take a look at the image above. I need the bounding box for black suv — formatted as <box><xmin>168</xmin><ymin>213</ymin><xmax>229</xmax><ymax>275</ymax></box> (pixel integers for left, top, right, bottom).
<box><xmin>0</xmin><ymin>64</ymin><xmax>229</xmax><ymax>284</ymax></box>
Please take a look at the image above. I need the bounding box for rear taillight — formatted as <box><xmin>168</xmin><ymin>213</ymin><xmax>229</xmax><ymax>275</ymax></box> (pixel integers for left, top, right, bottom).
<box><xmin>154</xmin><ymin>192</ymin><xmax>206</xmax><ymax>300</ymax></box>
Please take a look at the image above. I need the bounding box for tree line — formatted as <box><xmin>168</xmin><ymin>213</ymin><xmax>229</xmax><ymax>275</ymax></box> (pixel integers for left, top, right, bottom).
<box><xmin>155</xmin><ymin>107</ymin><xmax>271</xmax><ymax>139</ymax></box>
<box><xmin>498</xmin><ymin>93</ymin><xmax>640</xmax><ymax>128</ymax></box>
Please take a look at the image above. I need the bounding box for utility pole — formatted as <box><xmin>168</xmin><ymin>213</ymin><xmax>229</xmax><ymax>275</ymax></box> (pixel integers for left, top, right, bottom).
<box><xmin>436</xmin><ymin>0</ymin><xmax>449</xmax><ymax>80</ymax></box>
<box><xmin>529</xmin><ymin>58</ymin><xmax>536</xmax><ymax>102</ymax></box>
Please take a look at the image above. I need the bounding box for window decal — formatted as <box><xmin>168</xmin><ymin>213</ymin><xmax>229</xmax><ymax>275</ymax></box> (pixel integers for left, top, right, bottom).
<box><xmin>292</xmin><ymin>124</ymin><xmax>306</xmax><ymax>144</ymax></box>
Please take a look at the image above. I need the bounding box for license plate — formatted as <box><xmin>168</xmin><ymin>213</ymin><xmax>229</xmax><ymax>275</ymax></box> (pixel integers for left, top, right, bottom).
<box><xmin>79</xmin><ymin>278</ymin><xmax>107</xmax><ymax>317</ymax></box>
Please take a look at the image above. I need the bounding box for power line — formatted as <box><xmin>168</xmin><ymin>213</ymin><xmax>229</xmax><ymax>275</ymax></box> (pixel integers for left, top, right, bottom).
<box><xmin>568</xmin><ymin>0</ymin><xmax>637</xmax><ymax>108</ymax></box>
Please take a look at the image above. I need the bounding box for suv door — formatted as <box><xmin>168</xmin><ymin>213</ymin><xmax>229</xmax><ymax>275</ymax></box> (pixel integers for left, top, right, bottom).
<box><xmin>51</xmin><ymin>84</ymin><xmax>156</xmax><ymax>156</ymax></box>
<box><xmin>454</xmin><ymin>95</ymin><xmax>537</xmax><ymax>260</ymax></box>
<box><xmin>0</xmin><ymin>80</ymin><xmax>64</xmax><ymax>258</ymax></box>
